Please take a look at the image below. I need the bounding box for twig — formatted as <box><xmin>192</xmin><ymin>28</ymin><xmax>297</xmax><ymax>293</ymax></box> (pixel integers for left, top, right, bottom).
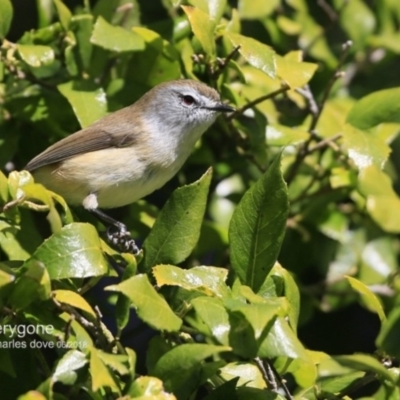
<box><xmin>308</xmin><ymin>133</ymin><xmax>342</xmax><ymax>153</ymax></box>
<box><xmin>254</xmin><ymin>357</ymin><xmax>278</xmax><ymax>391</ymax></box>
<box><xmin>228</xmin><ymin>83</ymin><xmax>290</xmax><ymax>120</ymax></box>
<box><xmin>296</xmin><ymin>85</ymin><xmax>319</xmax><ymax>118</ymax></box>
<box><xmin>268</xmin><ymin>360</ymin><xmax>294</xmax><ymax>400</ymax></box>
<box><xmin>211</xmin><ymin>45</ymin><xmax>241</xmax><ymax>79</ymax></box>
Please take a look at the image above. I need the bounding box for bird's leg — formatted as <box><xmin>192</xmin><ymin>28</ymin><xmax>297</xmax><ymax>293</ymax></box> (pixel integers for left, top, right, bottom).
<box><xmin>88</xmin><ymin>208</ymin><xmax>140</xmax><ymax>255</ymax></box>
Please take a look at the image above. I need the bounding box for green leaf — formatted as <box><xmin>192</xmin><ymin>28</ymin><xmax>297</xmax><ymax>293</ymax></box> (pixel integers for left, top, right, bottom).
<box><xmin>258</xmin><ymin>263</ymin><xmax>300</xmax><ymax>332</ymax></box>
<box><xmin>377</xmin><ymin>307</ymin><xmax>400</xmax><ymax>359</ymax></box>
<box><xmin>16</xmin><ymin>45</ymin><xmax>55</xmax><ymax>68</ymax></box>
<box><xmin>347</xmin><ymin>88</ymin><xmax>400</xmax><ymax>130</ymax></box>
<box><xmin>266</xmin><ymin>123</ymin><xmax>309</xmax><ymax>147</ymax></box>
<box><xmin>345</xmin><ymin>276</ymin><xmax>386</xmax><ymax>322</ymax></box>
<box><xmin>153</xmin><ymin>265</ymin><xmax>230</xmax><ymax>297</ymax></box>
<box><xmin>336</xmin><ymin>0</ymin><xmax>376</xmax><ymax>48</ymax></box>
<box><xmin>91</xmin><ymin>16</ymin><xmax>145</xmax><ymax>52</ymax></box>
<box><xmin>8</xmin><ymin>260</ymin><xmax>51</xmax><ymax>309</ymax></box>
<box><xmin>182</xmin><ymin>5</ymin><xmax>216</xmax><ymax>56</ymax></box>
<box><xmin>342</xmin><ymin>123</ymin><xmax>390</xmax><ymax>170</ymax></box>
<box><xmin>225</xmin><ymin>32</ymin><xmax>276</xmax><ymax>78</ymax></box>
<box><xmin>53</xmin><ymin>0</ymin><xmax>72</xmax><ymax>30</ymax></box>
<box><xmin>0</xmin><ymin>0</ymin><xmax>13</xmax><ymax>39</ymax></box>
<box><xmin>105</xmin><ymin>274</ymin><xmax>182</xmax><ymax>332</ymax></box>
<box><xmin>191</xmin><ymin>297</ymin><xmax>230</xmax><ymax>345</ymax></box>
<box><xmin>276</xmin><ymin>51</ymin><xmax>318</xmax><ymax>89</ymax></box>
<box><xmin>188</xmin><ymin>0</ymin><xmax>227</xmax><ymax>22</ymax></box>
<box><xmin>58</xmin><ymin>80</ymin><xmax>108</xmax><ymax>128</ymax></box>
<box><xmin>259</xmin><ymin>317</ymin><xmax>309</xmax><ymax>360</ymax></box>
<box><xmin>127</xmin><ymin>376</ymin><xmax>174</xmax><ymax>398</ymax></box>
<box><xmin>228</xmin><ymin>300</ymin><xmax>284</xmax><ymax>358</ymax></box>
<box><xmin>142</xmin><ymin>168</ymin><xmax>212</xmax><ymax>272</ymax></box>
<box><xmin>238</xmin><ymin>0</ymin><xmax>280</xmax><ymax>19</ymax></box>
<box><xmin>53</xmin><ymin>289</ymin><xmax>96</xmax><ymax>318</ymax></box>
<box><xmin>24</xmin><ymin>223</ymin><xmax>109</xmax><ymax>280</ymax></box>
<box><xmin>334</xmin><ymin>354</ymin><xmax>396</xmax><ymax>383</ymax></box>
<box><xmin>219</xmin><ymin>362</ymin><xmax>266</xmax><ymax>389</ymax></box>
<box><xmin>115</xmin><ymin>253</ymin><xmax>137</xmax><ymax>332</ymax></box>
<box><xmin>358</xmin><ymin>165</ymin><xmax>400</xmax><ymax>233</ymax></box>
<box><xmin>53</xmin><ymin>350</ymin><xmax>88</xmax><ymax>385</ymax></box>
<box><xmin>89</xmin><ymin>347</ymin><xmax>119</xmax><ymax>392</ymax></box>
<box><xmin>152</xmin><ymin>343</ymin><xmax>230</xmax><ymax>397</ymax></box>
<box><xmin>229</xmin><ymin>155</ymin><xmax>289</xmax><ymax>292</ymax></box>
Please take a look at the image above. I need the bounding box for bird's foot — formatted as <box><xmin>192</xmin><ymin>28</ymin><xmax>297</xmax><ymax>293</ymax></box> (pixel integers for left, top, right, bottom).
<box><xmin>106</xmin><ymin>224</ymin><xmax>140</xmax><ymax>255</ymax></box>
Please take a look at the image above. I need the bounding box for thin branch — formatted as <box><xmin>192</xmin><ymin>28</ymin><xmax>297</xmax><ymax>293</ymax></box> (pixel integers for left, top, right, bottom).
<box><xmin>308</xmin><ymin>133</ymin><xmax>342</xmax><ymax>153</ymax></box>
<box><xmin>296</xmin><ymin>85</ymin><xmax>319</xmax><ymax>118</ymax></box>
<box><xmin>268</xmin><ymin>360</ymin><xmax>294</xmax><ymax>400</ymax></box>
<box><xmin>228</xmin><ymin>82</ymin><xmax>290</xmax><ymax>120</ymax></box>
<box><xmin>254</xmin><ymin>357</ymin><xmax>278</xmax><ymax>391</ymax></box>
<box><xmin>211</xmin><ymin>45</ymin><xmax>241</xmax><ymax>79</ymax></box>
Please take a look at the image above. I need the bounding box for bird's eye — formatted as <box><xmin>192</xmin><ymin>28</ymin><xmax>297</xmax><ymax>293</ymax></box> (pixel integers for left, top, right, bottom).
<box><xmin>181</xmin><ymin>95</ymin><xmax>195</xmax><ymax>106</ymax></box>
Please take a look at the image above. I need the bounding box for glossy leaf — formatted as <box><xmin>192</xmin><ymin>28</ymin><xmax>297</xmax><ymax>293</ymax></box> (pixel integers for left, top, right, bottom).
<box><xmin>142</xmin><ymin>168</ymin><xmax>212</xmax><ymax>272</ymax></box>
<box><xmin>53</xmin><ymin>289</ymin><xmax>96</xmax><ymax>318</ymax></box>
<box><xmin>182</xmin><ymin>6</ymin><xmax>216</xmax><ymax>56</ymax></box>
<box><xmin>53</xmin><ymin>350</ymin><xmax>88</xmax><ymax>385</ymax></box>
<box><xmin>225</xmin><ymin>32</ymin><xmax>276</xmax><ymax>78</ymax></box>
<box><xmin>91</xmin><ymin>16</ymin><xmax>145</xmax><ymax>52</ymax></box>
<box><xmin>191</xmin><ymin>296</ymin><xmax>230</xmax><ymax>345</ymax></box>
<box><xmin>58</xmin><ymin>80</ymin><xmax>107</xmax><ymax>128</ymax></box>
<box><xmin>347</xmin><ymin>88</ymin><xmax>400</xmax><ymax>130</ymax></box>
<box><xmin>0</xmin><ymin>0</ymin><xmax>13</xmax><ymax>39</ymax></box>
<box><xmin>105</xmin><ymin>274</ymin><xmax>182</xmax><ymax>332</ymax></box>
<box><xmin>229</xmin><ymin>155</ymin><xmax>289</xmax><ymax>292</ymax></box>
<box><xmin>17</xmin><ymin>45</ymin><xmax>55</xmax><ymax>68</ymax></box>
<box><xmin>342</xmin><ymin>123</ymin><xmax>390</xmax><ymax>170</ymax></box>
<box><xmin>24</xmin><ymin>223</ymin><xmax>109</xmax><ymax>280</ymax></box>
<box><xmin>153</xmin><ymin>264</ymin><xmax>230</xmax><ymax>297</ymax></box>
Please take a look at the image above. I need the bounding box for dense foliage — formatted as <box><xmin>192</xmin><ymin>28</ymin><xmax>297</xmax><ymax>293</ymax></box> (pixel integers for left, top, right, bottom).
<box><xmin>1</xmin><ymin>0</ymin><xmax>400</xmax><ymax>399</ymax></box>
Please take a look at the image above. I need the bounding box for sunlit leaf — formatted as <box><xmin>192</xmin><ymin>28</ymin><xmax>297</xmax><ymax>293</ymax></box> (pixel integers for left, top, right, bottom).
<box><xmin>58</xmin><ymin>80</ymin><xmax>108</xmax><ymax>128</ymax></box>
<box><xmin>106</xmin><ymin>274</ymin><xmax>182</xmax><ymax>332</ymax></box>
<box><xmin>91</xmin><ymin>16</ymin><xmax>145</xmax><ymax>52</ymax></box>
<box><xmin>225</xmin><ymin>32</ymin><xmax>276</xmax><ymax>78</ymax></box>
<box><xmin>182</xmin><ymin>5</ymin><xmax>216</xmax><ymax>56</ymax></box>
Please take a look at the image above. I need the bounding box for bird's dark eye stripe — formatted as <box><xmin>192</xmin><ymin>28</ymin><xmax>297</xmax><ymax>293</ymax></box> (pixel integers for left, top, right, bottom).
<box><xmin>181</xmin><ymin>94</ymin><xmax>196</xmax><ymax>105</ymax></box>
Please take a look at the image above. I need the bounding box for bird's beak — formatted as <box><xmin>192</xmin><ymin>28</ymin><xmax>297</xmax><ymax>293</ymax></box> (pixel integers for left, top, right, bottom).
<box><xmin>205</xmin><ymin>103</ymin><xmax>235</xmax><ymax>113</ymax></box>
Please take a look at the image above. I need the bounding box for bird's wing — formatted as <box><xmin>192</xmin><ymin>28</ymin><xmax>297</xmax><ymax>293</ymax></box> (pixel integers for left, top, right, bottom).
<box><xmin>25</xmin><ymin>110</ymin><xmax>138</xmax><ymax>171</ymax></box>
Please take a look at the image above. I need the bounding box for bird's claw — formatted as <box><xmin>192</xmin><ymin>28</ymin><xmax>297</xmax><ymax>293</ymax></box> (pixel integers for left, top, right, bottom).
<box><xmin>106</xmin><ymin>225</ymin><xmax>140</xmax><ymax>255</ymax></box>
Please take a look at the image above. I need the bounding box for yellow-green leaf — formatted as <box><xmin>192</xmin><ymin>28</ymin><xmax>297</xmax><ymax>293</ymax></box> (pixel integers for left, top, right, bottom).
<box><xmin>182</xmin><ymin>5</ymin><xmax>216</xmax><ymax>56</ymax></box>
<box><xmin>53</xmin><ymin>289</ymin><xmax>96</xmax><ymax>317</ymax></box>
